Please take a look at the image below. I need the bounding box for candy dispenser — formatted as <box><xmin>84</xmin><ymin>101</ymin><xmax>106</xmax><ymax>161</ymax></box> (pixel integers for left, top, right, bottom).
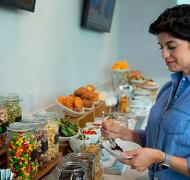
<box><xmin>22</xmin><ymin>116</ymin><xmax>48</xmax><ymax>169</ymax></box>
<box><xmin>7</xmin><ymin>122</ymin><xmax>38</xmax><ymax>179</ymax></box>
<box><xmin>34</xmin><ymin>111</ymin><xmax>59</xmax><ymax>161</ymax></box>
<box><xmin>4</xmin><ymin>93</ymin><xmax>22</xmax><ymax>124</ymax></box>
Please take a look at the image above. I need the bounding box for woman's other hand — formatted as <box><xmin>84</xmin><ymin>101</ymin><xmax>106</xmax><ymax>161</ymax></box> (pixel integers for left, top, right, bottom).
<box><xmin>101</xmin><ymin>118</ymin><xmax>126</xmax><ymax>139</ymax></box>
<box><xmin>120</xmin><ymin>148</ymin><xmax>165</xmax><ymax>172</ymax></box>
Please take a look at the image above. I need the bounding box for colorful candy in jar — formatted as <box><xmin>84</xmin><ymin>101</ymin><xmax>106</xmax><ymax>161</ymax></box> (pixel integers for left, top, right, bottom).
<box><xmin>34</xmin><ymin>111</ymin><xmax>59</xmax><ymax>161</ymax></box>
<box><xmin>7</xmin><ymin>122</ymin><xmax>38</xmax><ymax>179</ymax></box>
<box><xmin>22</xmin><ymin>116</ymin><xmax>48</xmax><ymax>169</ymax></box>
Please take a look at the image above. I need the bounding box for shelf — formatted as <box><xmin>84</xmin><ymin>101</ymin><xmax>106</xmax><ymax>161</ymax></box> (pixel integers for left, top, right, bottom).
<box><xmin>66</xmin><ymin>101</ymin><xmax>107</xmax><ymax>128</ymax></box>
<box><xmin>0</xmin><ymin>147</ymin><xmax>7</xmax><ymax>155</ymax></box>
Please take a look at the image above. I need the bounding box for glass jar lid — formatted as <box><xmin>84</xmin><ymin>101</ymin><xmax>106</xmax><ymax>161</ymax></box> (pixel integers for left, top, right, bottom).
<box><xmin>5</xmin><ymin>93</ymin><xmax>20</xmax><ymax>102</ymax></box>
<box><xmin>7</xmin><ymin>122</ymin><xmax>34</xmax><ymax>132</ymax></box>
<box><xmin>22</xmin><ymin>116</ymin><xmax>46</xmax><ymax>125</ymax></box>
<box><xmin>34</xmin><ymin>111</ymin><xmax>58</xmax><ymax>120</ymax></box>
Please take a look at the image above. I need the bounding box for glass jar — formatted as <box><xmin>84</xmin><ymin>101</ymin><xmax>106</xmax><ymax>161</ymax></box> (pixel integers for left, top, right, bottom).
<box><xmin>22</xmin><ymin>116</ymin><xmax>48</xmax><ymax>169</ymax></box>
<box><xmin>60</xmin><ymin>161</ymin><xmax>87</xmax><ymax>180</ymax></box>
<box><xmin>0</xmin><ymin>96</ymin><xmax>8</xmax><ymax>147</ymax></box>
<box><xmin>80</xmin><ymin>144</ymin><xmax>102</xmax><ymax>178</ymax></box>
<box><xmin>34</xmin><ymin>111</ymin><xmax>59</xmax><ymax>161</ymax></box>
<box><xmin>63</xmin><ymin>152</ymin><xmax>95</xmax><ymax>180</ymax></box>
<box><xmin>4</xmin><ymin>93</ymin><xmax>22</xmax><ymax>124</ymax></box>
<box><xmin>7</xmin><ymin>122</ymin><xmax>38</xmax><ymax>179</ymax></box>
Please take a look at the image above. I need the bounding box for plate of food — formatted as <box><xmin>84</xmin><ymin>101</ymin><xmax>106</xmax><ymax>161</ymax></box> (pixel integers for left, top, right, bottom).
<box><xmin>102</xmin><ymin>138</ymin><xmax>141</xmax><ymax>160</ymax></box>
<box><xmin>56</xmin><ymin>99</ymin><xmax>86</xmax><ymax>117</ymax></box>
<box><xmin>141</xmin><ymin>79</ymin><xmax>159</xmax><ymax>90</ymax></box>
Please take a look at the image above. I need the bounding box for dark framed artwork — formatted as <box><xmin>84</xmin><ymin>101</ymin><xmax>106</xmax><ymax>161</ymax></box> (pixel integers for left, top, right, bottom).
<box><xmin>0</xmin><ymin>0</ymin><xmax>36</xmax><ymax>12</ymax></box>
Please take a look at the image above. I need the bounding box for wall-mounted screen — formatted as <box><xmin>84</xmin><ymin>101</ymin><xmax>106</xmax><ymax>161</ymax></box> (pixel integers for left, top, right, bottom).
<box><xmin>0</xmin><ymin>0</ymin><xmax>36</xmax><ymax>12</ymax></box>
<box><xmin>81</xmin><ymin>0</ymin><xmax>116</xmax><ymax>32</ymax></box>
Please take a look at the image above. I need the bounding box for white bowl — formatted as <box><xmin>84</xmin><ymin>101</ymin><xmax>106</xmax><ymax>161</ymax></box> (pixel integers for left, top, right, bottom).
<box><xmin>82</xmin><ymin>128</ymin><xmax>101</xmax><ymax>144</ymax></box>
<box><xmin>59</xmin><ymin>132</ymin><xmax>79</xmax><ymax>143</ymax></box>
<box><xmin>85</xmin><ymin>121</ymin><xmax>102</xmax><ymax>128</ymax></box>
<box><xmin>69</xmin><ymin>136</ymin><xmax>91</xmax><ymax>152</ymax></box>
<box><xmin>55</xmin><ymin>99</ymin><xmax>86</xmax><ymax>117</ymax></box>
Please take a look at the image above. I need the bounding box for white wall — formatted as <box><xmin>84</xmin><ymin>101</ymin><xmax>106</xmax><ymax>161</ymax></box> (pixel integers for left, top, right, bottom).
<box><xmin>0</xmin><ymin>0</ymin><xmax>177</xmax><ymax>114</ymax></box>
<box><xmin>0</xmin><ymin>0</ymin><xmax>120</xmax><ymax>114</ymax></box>
<box><xmin>118</xmin><ymin>0</ymin><xmax>176</xmax><ymax>77</ymax></box>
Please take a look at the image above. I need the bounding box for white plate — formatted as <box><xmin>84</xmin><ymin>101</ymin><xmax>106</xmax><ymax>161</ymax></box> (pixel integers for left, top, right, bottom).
<box><xmin>130</xmin><ymin>79</ymin><xmax>145</xmax><ymax>84</ymax></box>
<box><xmin>84</xmin><ymin>104</ymin><xmax>95</xmax><ymax>111</ymax></box>
<box><xmin>94</xmin><ymin>100</ymin><xmax>100</xmax><ymax>105</ymax></box>
<box><xmin>134</xmin><ymin>89</ymin><xmax>150</xmax><ymax>96</ymax></box>
<box><xmin>55</xmin><ymin>99</ymin><xmax>85</xmax><ymax>117</ymax></box>
<box><xmin>141</xmin><ymin>85</ymin><xmax>159</xmax><ymax>90</ymax></box>
<box><xmin>59</xmin><ymin>132</ymin><xmax>79</xmax><ymax>142</ymax></box>
<box><xmin>102</xmin><ymin>138</ymin><xmax>141</xmax><ymax>160</ymax></box>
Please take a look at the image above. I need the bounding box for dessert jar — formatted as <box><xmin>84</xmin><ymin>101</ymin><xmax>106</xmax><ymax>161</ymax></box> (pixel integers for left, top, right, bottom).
<box><xmin>4</xmin><ymin>93</ymin><xmax>22</xmax><ymax>124</ymax></box>
<box><xmin>22</xmin><ymin>116</ymin><xmax>48</xmax><ymax>169</ymax></box>
<box><xmin>7</xmin><ymin>122</ymin><xmax>38</xmax><ymax>179</ymax></box>
<box><xmin>34</xmin><ymin>111</ymin><xmax>59</xmax><ymax>161</ymax></box>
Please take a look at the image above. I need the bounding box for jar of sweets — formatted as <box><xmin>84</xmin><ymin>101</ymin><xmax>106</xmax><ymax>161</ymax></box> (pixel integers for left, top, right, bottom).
<box><xmin>34</xmin><ymin>111</ymin><xmax>59</xmax><ymax>161</ymax></box>
<box><xmin>4</xmin><ymin>93</ymin><xmax>22</xmax><ymax>124</ymax></box>
<box><xmin>7</xmin><ymin>122</ymin><xmax>38</xmax><ymax>179</ymax></box>
<box><xmin>22</xmin><ymin>116</ymin><xmax>48</xmax><ymax>169</ymax></box>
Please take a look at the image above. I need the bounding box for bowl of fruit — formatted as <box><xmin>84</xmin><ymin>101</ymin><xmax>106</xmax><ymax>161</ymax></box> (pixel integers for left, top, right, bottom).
<box><xmin>81</xmin><ymin>127</ymin><xmax>101</xmax><ymax>144</ymax></box>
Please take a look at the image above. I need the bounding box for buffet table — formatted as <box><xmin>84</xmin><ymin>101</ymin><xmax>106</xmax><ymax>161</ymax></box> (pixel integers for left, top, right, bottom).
<box><xmin>103</xmin><ymin>167</ymin><xmax>148</xmax><ymax>180</ymax></box>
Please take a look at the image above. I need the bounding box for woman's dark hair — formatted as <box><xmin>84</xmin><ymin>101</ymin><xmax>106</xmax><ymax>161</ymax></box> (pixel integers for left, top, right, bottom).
<box><xmin>149</xmin><ymin>4</ymin><xmax>190</xmax><ymax>41</ymax></box>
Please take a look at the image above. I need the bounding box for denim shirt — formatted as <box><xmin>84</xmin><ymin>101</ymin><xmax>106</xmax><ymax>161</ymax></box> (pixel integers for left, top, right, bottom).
<box><xmin>137</xmin><ymin>72</ymin><xmax>190</xmax><ymax>179</ymax></box>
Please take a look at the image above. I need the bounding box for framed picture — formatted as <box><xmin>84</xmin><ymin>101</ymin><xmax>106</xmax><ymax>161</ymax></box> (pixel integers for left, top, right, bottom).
<box><xmin>0</xmin><ymin>0</ymin><xmax>36</xmax><ymax>12</ymax></box>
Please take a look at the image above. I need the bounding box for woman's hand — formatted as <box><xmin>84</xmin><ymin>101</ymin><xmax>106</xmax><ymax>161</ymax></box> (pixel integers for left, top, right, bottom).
<box><xmin>120</xmin><ymin>148</ymin><xmax>165</xmax><ymax>172</ymax></box>
<box><xmin>101</xmin><ymin>118</ymin><xmax>141</xmax><ymax>144</ymax></box>
<box><xmin>101</xmin><ymin>118</ymin><xmax>126</xmax><ymax>139</ymax></box>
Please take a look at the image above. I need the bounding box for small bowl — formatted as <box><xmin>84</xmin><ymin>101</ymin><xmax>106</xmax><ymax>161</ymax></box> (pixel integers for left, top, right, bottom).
<box><xmin>82</xmin><ymin>128</ymin><xmax>101</xmax><ymax>144</ymax></box>
<box><xmin>69</xmin><ymin>136</ymin><xmax>91</xmax><ymax>152</ymax></box>
<box><xmin>59</xmin><ymin>132</ymin><xmax>79</xmax><ymax>143</ymax></box>
<box><xmin>86</xmin><ymin>121</ymin><xmax>102</xmax><ymax>128</ymax></box>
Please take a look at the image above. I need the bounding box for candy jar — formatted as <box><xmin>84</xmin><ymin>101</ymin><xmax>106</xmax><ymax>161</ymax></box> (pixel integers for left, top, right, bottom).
<box><xmin>62</xmin><ymin>152</ymin><xmax>95</xmax><ymax>180</ymax></box>
<box><xmin>4</xmin><ymin>93</ymin><xmax>22</xmax><ymax>124</ymax></box>
<box><xmin>22</xmin><ymin>116</ymin><xmax>48</xmax><ymax>169</ymax></box>
<box><xmin>0</xmin><ymin>96</ymin><xmax>8</xmax><ymax>147</ymax></box>
<box><xmin>34</xmin><ymin>111</ymin><xmax>59</xmax><ymax>161</ymax></box>
<box><xmin>59</xmin><ymin>161</ymin><xmax>87</xmax><ymax>180</ymax></box>
<box><xmin>7</xmin><ymin>122</ymin><xmax>38</xmax><ymax>179</ymax></box>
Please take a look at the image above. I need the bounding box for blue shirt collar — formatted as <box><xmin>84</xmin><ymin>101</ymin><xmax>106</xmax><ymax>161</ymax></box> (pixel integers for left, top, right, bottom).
<box><xmin>171</xmin><ymin>72</ymin><xmax>190</xmax><ymax>83</ymax></box>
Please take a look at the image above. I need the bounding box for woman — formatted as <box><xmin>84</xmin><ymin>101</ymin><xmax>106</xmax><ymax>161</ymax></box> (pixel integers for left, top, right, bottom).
<box><xmin>101</xmin><ymin>4</ymin><xmax>190</xmax><ymax>179</ymax></box>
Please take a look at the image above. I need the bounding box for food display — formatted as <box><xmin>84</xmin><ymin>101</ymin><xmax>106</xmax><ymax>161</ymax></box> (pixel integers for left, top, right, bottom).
<box><xmin>34</xmin><ymin>112</ymin><xmax>59</xmax><ymax>161</ymax></box>
<box><xmin>57</xmin><ymin>118</ymin><xmax>78</xmax><ymax>137</ymax></box>
<box><xmin>112</xmin><ymin>61</ymin><xmax>129</xmax><ymax>70</ymax></box>
<box><xmin>56</xmin><ymin>84</ymin><xmax>100</xmax><ymax>117</ymax></box>
<box><xmin>22</xmin><ymin>116</ymin><xmax>48</xmax><ymax>169</ymax></box>
<box><xmin>124</xmin><ymin>70</ymin><xmax>145</xmax><ymax>84</ymax></box>
<box><xmin>4</xmin><ymin>94</ymin><xmax>22</xmax><ymax>124</ymax></box>
<box><xmin>80</xmin><ymin>144</ymin><xmax>102</xmax><ymax>180</ymax></box>
<box><xmin>7</xmin><ymin>122</ymin><xmax>38</xmax><ymax>179</ymax></box>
